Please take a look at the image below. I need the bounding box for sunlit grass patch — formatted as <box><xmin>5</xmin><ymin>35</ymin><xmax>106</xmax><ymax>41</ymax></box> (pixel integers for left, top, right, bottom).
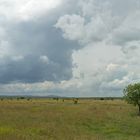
<box><xmin>0</xmin><ymin>126</ymin><xmax>16</xmax><ymax>135</ymax></box>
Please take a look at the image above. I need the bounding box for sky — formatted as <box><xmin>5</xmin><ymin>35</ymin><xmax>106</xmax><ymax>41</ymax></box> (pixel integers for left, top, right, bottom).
<box><xmin>0</xmin><ymin>0</ymin><xmax>140</xmax><ymax>97</ymax></box>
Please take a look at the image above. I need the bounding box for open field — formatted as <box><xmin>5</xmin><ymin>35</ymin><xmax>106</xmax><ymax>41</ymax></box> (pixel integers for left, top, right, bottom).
<box><xmin>0</xmin><ymin>99</ymin><xmax>140</xmax><ymax>140</ymax></box>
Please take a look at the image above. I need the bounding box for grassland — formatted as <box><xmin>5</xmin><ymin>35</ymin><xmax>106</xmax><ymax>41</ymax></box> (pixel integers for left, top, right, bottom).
<box><xmin>0</xmin><ymin>98</ymin><xmax>139</xmax><ymax>140</ymax></box>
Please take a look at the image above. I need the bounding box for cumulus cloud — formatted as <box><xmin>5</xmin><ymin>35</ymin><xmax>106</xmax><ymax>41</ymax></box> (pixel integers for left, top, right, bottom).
<box><xmin>55</xmin><ymin>15</ymin><xmax>86</xmax><ymax>43</ymax></box>
<box><xmin>56</xmin><ymin>0</ymin><xmax>140</xmax><ymax>47</ymax></box>
<box><xmin>55</xmin><ymin>0</ymin><xmax>140</xmax><ymax>96</ymax></box>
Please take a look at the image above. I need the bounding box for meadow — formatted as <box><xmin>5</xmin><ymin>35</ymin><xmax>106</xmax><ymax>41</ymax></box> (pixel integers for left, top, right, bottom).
<box><xmin>0</xmin><ymin>98</ymin><xmax>140</xmax><ymax>140</ymax></box>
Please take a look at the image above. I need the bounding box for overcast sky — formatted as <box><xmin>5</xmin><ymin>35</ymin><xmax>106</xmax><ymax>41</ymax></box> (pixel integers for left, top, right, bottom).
<box><xmin>0</xmin><ymin>0</ymin><xmax>140</xmax><ymax>97</ymax></box>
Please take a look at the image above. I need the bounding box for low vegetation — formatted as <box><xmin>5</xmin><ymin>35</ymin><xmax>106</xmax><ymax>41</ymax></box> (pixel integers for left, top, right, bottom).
<box><xmin>0</xmin><ymin>98</ymin><xmax>140</xmax><ymax>140</ymax></box>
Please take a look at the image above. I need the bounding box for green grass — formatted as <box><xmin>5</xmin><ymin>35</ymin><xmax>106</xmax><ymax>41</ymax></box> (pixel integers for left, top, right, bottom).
<box><xmin>0</xmin><ymin>99</ymin><xmax>139</xmax><ymax>140</ymax></box>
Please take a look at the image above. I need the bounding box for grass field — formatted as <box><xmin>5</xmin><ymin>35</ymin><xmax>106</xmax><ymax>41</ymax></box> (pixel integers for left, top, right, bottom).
<box><xmin>0</xmin><ymin>99</ymin><xmax>139</xmax><ymax>140</ymax></box>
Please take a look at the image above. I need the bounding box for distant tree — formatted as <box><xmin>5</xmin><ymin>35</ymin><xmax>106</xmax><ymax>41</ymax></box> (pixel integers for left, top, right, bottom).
<box><xmin>123</xmin><ymin>83</ymin><xmax>140</xmax><ymax>116</ymax></box>
<box><xmin>53</xmin><ymin>97</ymin><xmax>59</xmax><ymax>102</ymax></box>
<box><xmin>27</xmin><ymin>98</ymin><xmax>31</xmax><ymax>101</ymax></box>
<box><xmin>20</xmin><ymin>97</ymin><xmax>25</xmax><ymax>100</ymax></box>
<box><xmin>100</xmin><ymin>98</ymin><xmax>104</xmax><ymax>101</ymax></box>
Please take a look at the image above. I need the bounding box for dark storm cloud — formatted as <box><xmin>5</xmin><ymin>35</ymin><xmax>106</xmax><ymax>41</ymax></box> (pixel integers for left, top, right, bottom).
<box><xmin>0</xmin><ymin>0</ymin><xmax>81</xmax><ymax>84</ymax></box>
<box><xmin>0</xmin><ymin>55</ymin><xmax>72</xmax><ymax>83</ymax></box>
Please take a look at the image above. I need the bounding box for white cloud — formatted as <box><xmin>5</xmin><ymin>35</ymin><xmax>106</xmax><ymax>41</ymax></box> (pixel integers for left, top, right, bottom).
<box><xmin>40</xmin><ymin>55</ymin><xmax>49</xmax><ymax>64</ymax></box>
<box><xmin>106</xmin><ymin>63</ymin><xmax>120</xmax><ymax>72</ymax></box>
<box><xmin>55</xmin><ymin>14</ymin><xmax>110</xmax><ymax>45</ymax></box>
<box><xmin>0</xmin><ymin>0</ymin><xmax>62</xmax><ymax>21</ymax></box>
<box><xmin>55</xmin><ymin>14</ymin><xmax>86</xmax><ymax>43</ymax></box>
<box><xmin>18</xmin><ymin>0</ymin><xmax>62</xmax><ymax>21</ymax></box>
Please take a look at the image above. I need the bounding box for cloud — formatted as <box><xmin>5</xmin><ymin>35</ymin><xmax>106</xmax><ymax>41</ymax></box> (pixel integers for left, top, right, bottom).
<box><xmin>55</xmin><ymin>15</ymin><xmax>86</xmax><ymax>43</ymax></box>
<box><xmin>0</xmin><ymin>0</ymin><xmax>140</xmax><ymax>96</ymax></box>
<box><xmin>54</xmin><ymin>0</ymin><xmax>140</xmax><ymax>96</ymax></box>
<box><xmin>56</xmin><ymin>0</ymin><xmax>140</xmax><ymax>47</ymax></box>
<box><xmin>112</xmin><ymin>11</ymin><xmax>140</xmax><ymax>46</ymax></box>
<box><xmin>0</xmin><ymin>0</ymin><xmax>62</xmax><ymax>21</ymax></box>
<box><xmin>56</xmin><ymin>14</ymin><xmax>110</xmax><ymax>45</ymax></box>
<box><xmin>0</xmin><ymin>0</ymin><xmax>81</xmax><ymax>84</ymax></box>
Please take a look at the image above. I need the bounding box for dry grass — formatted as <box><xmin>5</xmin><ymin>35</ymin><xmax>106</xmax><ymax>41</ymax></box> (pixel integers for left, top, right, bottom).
<box><xmin>0</xmin><ymin>99</ymin><xmax>139</xmax><ymax>140</ymax></box>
